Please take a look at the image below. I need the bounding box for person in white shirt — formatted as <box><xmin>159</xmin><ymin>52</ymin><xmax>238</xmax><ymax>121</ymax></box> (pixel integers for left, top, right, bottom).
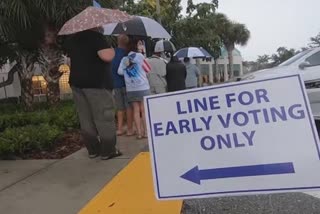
<box><xmin>146</xmin><ymin>52</ymin><xmax>167</xmax><ymax>94</ymax></box>
<box><xmin>118</xmin><ymin>38</ymin><xmax>151</xmax><ymax>139</ymax></box>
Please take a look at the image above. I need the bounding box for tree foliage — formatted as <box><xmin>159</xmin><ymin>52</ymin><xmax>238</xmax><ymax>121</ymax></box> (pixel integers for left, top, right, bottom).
<box><xmin>271</xmin><ymin>47</ymin><xmax>297</xmax><ymax>66</ymax></box>
<box><xmin>172</xmin><ymin>15</ymin><xmax>220</xmax><ymax>53</ymax></box>
<box><xmin>121</xmin><ymin>0</ymin><xmax>223</xmax><ymax>57</ymax></box>
<box><xmin>172</xmin><ymin>1</ymin><xmax>222</xmax><ymax>56</ymax></box>
<box><xmin>0</xmin><ymin>0</ymin><xmax>120</xmax><ymax>63</ymax></box>
<box><xmin>122</xmin><ymin>0</ymin><xmax>182</xmax><ymax>30</ymax></box>
<box><xmin>219</xmin><ymin>20</ymin><xmax>250</xmax><ymax>51</ymax></box>
<box><xmin>186</xmin><ymin>0</ymin><xmax>218</xmax><ymax>18</ymax></box>
<box><xmin>245</xmin><ymin>47</ymin><xmax>297</xmax><ymax>72</ymax></box>
<box><xmin>0</xmin><ymin>0</ymin><xmax>120</xmax><ymax>107</ymax></box>
<box><xmin>309</xmin><ymin>32</ymin><xmax>320</xmax><ymax>48</ymax></box>
<box><xmin>256</xmin><ymin>55</ymin><xmax>270</xmax><ymax>65</ymax></box>
<box><xmin>0</xmin><ymin>0</ymin><xmax>255</xmax><ymax>85</ymax></box>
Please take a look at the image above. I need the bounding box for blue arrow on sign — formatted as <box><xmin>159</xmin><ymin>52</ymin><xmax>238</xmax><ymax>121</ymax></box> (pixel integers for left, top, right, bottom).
<box><xmin>181</xmin><ymin>162</ymin><xmax>295</xmax><ymax>185</ymax></box>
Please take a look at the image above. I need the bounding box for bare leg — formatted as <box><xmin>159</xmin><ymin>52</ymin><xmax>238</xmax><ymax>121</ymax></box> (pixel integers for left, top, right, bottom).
<box><xmin>139</xmin><ymin>101</ymin><xmax>147</xmax><ymax>137</ymax></box>
<box><xmin>126</xmin><ymin>106</ymin><xmax>134</xmax><ymax>135</ymax></box>
<box><xmin>116</xmin><ymin>110</ymin><xmax>125</xmax><ymax>135</ymax></box>
<box><xmin>132</xmin><ymin>102</ymin><xmax>142</xmax><ymax>138</ymax></box>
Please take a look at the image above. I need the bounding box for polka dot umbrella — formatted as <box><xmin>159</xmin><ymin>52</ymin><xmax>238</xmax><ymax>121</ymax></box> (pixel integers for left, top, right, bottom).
<box><xmin>58</xmin><ymin>7</ymin><xmax>132</xmax><ymax>35</ymax></box>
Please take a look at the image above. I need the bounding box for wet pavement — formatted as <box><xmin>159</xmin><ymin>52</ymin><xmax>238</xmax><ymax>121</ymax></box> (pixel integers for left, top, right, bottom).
<box><xmin>0</xmin><ymin>136</ymin><xmax>148</xmax><ymax>214</ymax></box>
<box><xmin>2</xmin><ymin>135</ymin><xmax>320</xmax><ymax>214</ymax></box>
<box><xmin>182</xmin><ymin>193</ymin><xmax>320</xmax><ymax>214</ymax></box>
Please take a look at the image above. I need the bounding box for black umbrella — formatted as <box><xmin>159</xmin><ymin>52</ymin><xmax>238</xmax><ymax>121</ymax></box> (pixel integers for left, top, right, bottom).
<box><xmin>104</xmin><ymin>16</ymin><xmax>171</xmax><ymax>39</ymax></box>
<box><xmin>154</xmin><ymin>40</ymin><xmax>176</xmax><ymax>53</ymax></box>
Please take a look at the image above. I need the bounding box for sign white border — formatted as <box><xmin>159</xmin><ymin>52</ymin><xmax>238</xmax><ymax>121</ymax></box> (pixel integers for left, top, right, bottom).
<box><xmin>144</xmin><ymin>74</ymin><xmax>320</xmax><ymax>200</ymax></box>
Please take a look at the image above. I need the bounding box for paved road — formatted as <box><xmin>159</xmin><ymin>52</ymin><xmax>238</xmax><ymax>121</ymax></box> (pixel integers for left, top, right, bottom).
<box><xmin>182</xmin><ymin>193</ymin><xmax>320</xmax><ymax>214</ymax></box>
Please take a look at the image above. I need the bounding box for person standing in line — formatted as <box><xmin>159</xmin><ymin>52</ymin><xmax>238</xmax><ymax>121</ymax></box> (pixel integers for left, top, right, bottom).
<box><xmin>112</xmin><ymin>35</ymin><xmax>134</xmax><ymax>136</ymax></box>
<box><xmin>118</xmin><ymin>38</ymin><xmax>151</xmax><ymax>139</ymax></box>
<box><xmin>166</xmin><ymin>55</ymin><xmax>187</xmax><ymax>92</ymax></box>
<box><xmin>137</xmin><ymin>40</ymin><xmax>146</xmax><ymax>57</ymax></box>
<box><xmin>63</xmin><ymin>28</ymin><xmax>121</xmax><ymax>160</ymax></box>
<box><xmin>184</xmin><ymin>57</ymin><xmax>200</xmax><ymax>89</ymax></box>
<box><xmin>146</xmin><ymin>50</ymin><xmax>167</xmax><ymax>94</ymax></box>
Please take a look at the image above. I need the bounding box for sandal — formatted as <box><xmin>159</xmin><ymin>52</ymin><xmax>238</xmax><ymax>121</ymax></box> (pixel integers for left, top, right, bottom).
<box><xmin>101</xmin><ymin>150</ymin><xmax>122</xmax><ymax>160</ymax></box>
<box><xmin>116</xmin><ymin>130</ymin><xmax>125</xmax><ymax>136</ymax></box>
<box><xmin>136</xmin><ymin>135</ymin><xmax>143</xmax><ymax>140</ymax></box>
<box><xmin>126</xmin><ymin>131</ymin><xmax>135</xmax><ymax>136</ymax></box>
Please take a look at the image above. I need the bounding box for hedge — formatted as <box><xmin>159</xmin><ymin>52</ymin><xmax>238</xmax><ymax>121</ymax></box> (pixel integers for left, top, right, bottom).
<box><xmin>0</xmin><ymin>102</ymin><xmax>79</xmax><ymax>132</ymax></box>
<box><xmin>0</xmin><ymin>101</ymin><xmax>80</xmax><ymax>157</ymax></box>
<box><xmin>0</xmin><ymin>124</ymin><xmax>62</xmax><ymax>156</ymax></box>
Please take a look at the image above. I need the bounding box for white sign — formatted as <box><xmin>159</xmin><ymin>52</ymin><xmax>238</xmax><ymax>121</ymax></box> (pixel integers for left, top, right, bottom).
<box><xmin>144</xmin><ymin>75</ymin><xmax>320</xmax><ymax>200</ymax></box>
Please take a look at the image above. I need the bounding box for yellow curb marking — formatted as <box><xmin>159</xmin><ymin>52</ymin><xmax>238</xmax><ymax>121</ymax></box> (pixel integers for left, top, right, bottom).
<box><xmin>79</xmin><ymin>152</ymin><xmax>182</xmax><ymax>214</ymax></box>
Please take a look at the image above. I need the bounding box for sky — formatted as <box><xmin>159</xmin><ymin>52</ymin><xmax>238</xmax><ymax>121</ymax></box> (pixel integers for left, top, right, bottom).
<box><xmin>180</xmin><ymin>0</ymin><xmax>320</xmax><ymax>61</ymax></box>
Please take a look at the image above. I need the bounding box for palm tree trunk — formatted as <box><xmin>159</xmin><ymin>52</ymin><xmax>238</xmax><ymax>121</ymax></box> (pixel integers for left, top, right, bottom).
<box><xmin>20</xmin><ymin>77</ymin><xmax>34</xmax><ymax>111</ymax></box>
<box><xmin>18</xmin><ymin>68</ymin><xmax>34</xmax><ymax>111</ymax></box>
<box><xmin>38</xmin><ymin>47</ymin><xmax>63</xmax><ymax>105</ymax></box>
<box><xmin>46</xmin><ymin>78</ymin><xmax>61</xmax><ymax>105</ymax></box>
<box><xmin>17</xmin><ymin>54</ymin><xmax>36</xmax><ymax>111</ymax></box>
<box><xmin>227</xmin><ymin>46</ymin><xmax>234</xmax><ymax>80</ymax></box>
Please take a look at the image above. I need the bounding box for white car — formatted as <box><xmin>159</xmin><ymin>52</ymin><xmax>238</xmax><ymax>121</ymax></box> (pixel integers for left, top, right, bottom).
<box><xmin>238</xmin><ymin>47</ymin><xmax>320</xmax><ymax>120</ymax></box>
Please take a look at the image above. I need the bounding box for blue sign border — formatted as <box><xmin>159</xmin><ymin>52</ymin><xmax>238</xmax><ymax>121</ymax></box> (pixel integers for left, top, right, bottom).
<box><xmin>146</xmin><ymin>74</ymin><xmax>320</xmax><ymax>199</ymax></box>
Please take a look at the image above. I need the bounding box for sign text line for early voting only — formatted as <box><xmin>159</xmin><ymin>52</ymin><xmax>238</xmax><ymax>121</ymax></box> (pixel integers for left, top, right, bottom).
<box><xmin>152</xmin><ymin>88</ymin><xmax>305</xmax><ymax>151</ymax></box>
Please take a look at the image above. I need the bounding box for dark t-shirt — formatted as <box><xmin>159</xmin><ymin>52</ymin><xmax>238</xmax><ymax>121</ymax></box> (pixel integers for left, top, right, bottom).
<box><xmin>64</xmin><ymin>30</ymin><xmax>113</xmax><ymax>89</ymax></box>
<box><xmin>166</xmin><ymin>61</ymin><xmax>187</xmax><ymax>92</ymax></box>
<box><xmin>111</xmin><ymin>48</ymin><xmax>127</xmax><ymax>88</ymax></box>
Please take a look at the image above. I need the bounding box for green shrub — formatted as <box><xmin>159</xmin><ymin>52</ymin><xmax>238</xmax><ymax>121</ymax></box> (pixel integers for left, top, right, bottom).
<box><xmin>0</xmin><ymin>101</ymin><xmax>79</xmax><ymax>132</ymax></box>
<box><xmin>0</xmin><ymin>111</ymin><xmax>50</xmax><ymax>132</ymax></box>
<box><xmin>0</xmin><ymin>124</ymin><xmax>62</xmax><ymax>156</ymax></box>
<box><xmin>0</xmin><ymin>101</ymin><xmax>79</xmax><ymax>157</ymax></box>
<box><xmin>0</xmin><ymin>136</ymin><xmax>15</xmax><ymax>156</ymax></box>
<box><xmin>0</xmin><ymin>103</ymin><xmax>23</xmax><ymax>114</ymax></box>
<box><xmin>48</xmin><ymin>104</ymin><xmax>79</xmax><ymax>130</ymax></box>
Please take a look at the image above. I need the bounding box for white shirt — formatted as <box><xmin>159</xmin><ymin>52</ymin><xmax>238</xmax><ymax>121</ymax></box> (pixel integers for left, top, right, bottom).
<box><xmin>118</xmin><ymin>52</ymin><xmax>150</xmax><ymax>92</ymax></box>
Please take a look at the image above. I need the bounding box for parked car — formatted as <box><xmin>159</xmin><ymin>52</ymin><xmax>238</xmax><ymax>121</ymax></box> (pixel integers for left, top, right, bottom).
<box><xmin>238</xmin><ymin>47</ymin><xmax>320</xmax><ymax>120</ymax></box>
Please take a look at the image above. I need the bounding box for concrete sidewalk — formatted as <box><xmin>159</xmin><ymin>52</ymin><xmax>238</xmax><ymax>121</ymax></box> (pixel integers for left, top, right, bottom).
<box><xmin>0</xmin><ymin>136</ymin><xmax>148</xmax><ymax>214</ymax></box>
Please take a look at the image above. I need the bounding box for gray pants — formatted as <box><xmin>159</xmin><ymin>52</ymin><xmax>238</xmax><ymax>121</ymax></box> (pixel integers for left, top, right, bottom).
<box><xmin>150</xmin><ymin>85</ymin><xmax>166</xmax><ymax>95</ymax></box>
<box><xmin>72</xmin><ymin>87</ymin><xmax>116</xmax><ymax>157</ymax></box>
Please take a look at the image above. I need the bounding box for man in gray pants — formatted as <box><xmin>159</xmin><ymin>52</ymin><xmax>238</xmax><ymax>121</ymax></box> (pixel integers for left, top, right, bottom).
<box><xmin>64</xmin><ymin>28</ymin><xmax>121</xmax><ymax>159</ymax></box>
